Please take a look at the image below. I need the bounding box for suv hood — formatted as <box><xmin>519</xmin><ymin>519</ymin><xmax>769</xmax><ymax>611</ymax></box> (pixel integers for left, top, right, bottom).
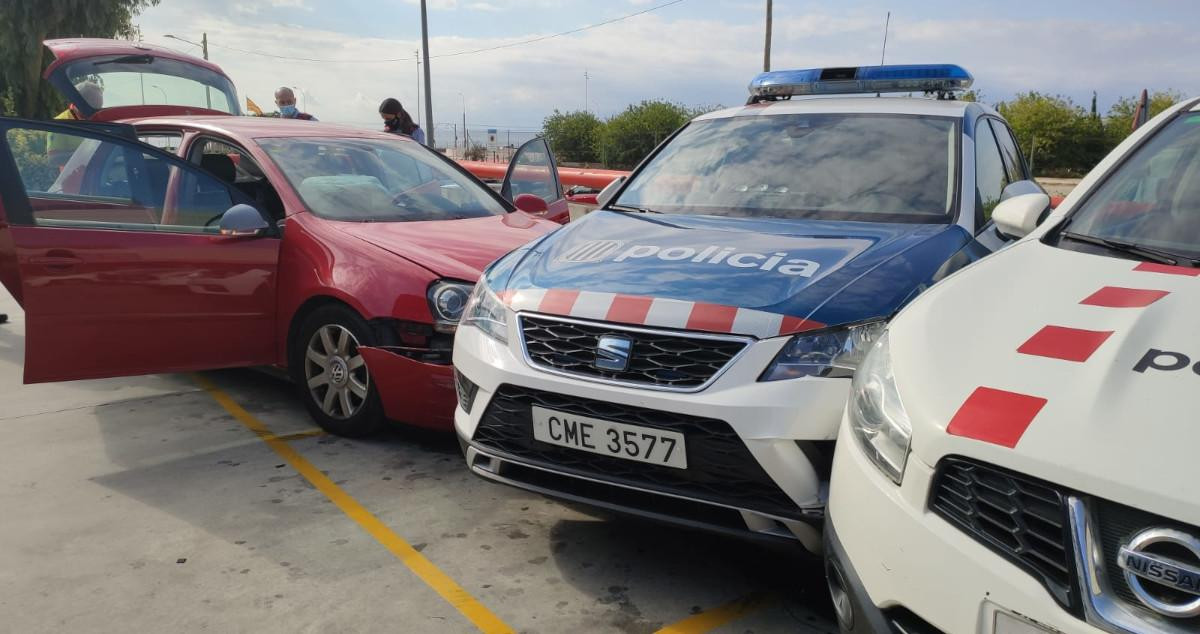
<box><xmin>894</xmin><ymin>240</ymin><xmax>1200</xmax><ymax>524</ymax></box>
<box><xmin>491</xmin><ymin>210</ymin><xmax>969</xmax><ymax>338</ymax></box>
<box><xmin>332</xmin><ymin>213</ymin><xmax>553</xmax><ymax>281</ymax></box>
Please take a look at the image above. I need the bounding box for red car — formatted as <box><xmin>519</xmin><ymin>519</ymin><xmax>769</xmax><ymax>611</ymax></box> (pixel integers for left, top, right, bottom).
<box><xmin>0</xmin><ymin>39</ymin><xmax>560</xmax><ymax>435</ymax></box>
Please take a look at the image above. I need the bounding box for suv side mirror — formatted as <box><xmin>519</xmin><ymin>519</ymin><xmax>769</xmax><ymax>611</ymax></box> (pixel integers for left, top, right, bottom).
<box><xmin>596</xmin><ymin>175</ymin><xmax>626</xmax><ymax>208</ymax></box>
<box><xmin>219</xmin><ymin>204</ymin><xmax>270</xmax><ymax>237</ymax></box>
<box><xmin>993</xmin><ymin>193</ymin><xmax>1051</xmax><ymax>239</ymax></box>
<box><xmin>513</xmin><ymin>193</ymin><xmax>549</xmax><ymax>215</ymax></box>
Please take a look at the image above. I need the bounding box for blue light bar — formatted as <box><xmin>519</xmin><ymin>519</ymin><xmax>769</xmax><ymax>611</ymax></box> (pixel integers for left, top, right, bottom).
<box><xmin>749</xmin><ymin>64</ymin><xmax>973</xmax><ymax>98</ymax></box>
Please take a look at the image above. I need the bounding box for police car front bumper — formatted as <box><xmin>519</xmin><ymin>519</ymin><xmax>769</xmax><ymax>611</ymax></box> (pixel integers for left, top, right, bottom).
<box><xmin>827</xmin><ymin>414</ymin><xmax>1109</xmax><ymax>634</ymax></box>
<box><xmin>452</xmin><ymin>321</ymin><xmax>851</xmax><ymax>552</ymax></box>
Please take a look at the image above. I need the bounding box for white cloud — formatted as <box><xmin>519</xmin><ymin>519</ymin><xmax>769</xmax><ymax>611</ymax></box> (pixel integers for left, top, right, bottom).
<box><xmin>132</xmin><ymin>1</ymin><xmax>1200</xmax><ymax>144</ymax></box>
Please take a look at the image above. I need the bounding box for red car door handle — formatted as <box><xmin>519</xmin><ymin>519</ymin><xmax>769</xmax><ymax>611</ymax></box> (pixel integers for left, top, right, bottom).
<box><xmin>30</xmin><ymin>251</ymin><xmax>83</xmax><ymax>269</ymax></box>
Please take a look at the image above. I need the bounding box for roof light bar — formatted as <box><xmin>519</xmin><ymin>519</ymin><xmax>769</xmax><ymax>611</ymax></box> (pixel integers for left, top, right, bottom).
<box><xmin>749</xmin><ymin>64</ymin><xmax>973</xmax><ymax>99</ymax></box>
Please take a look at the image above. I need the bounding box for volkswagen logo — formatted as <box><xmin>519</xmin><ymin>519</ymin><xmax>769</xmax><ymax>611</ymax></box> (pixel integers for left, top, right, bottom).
<box><xmin>594</xmin><ymin>336</ymin><xmax>633</xmax><ymax>372</ymax></box>
<box><xmin>1117</xmin><ymin>527</ymin><xmax>1200</xmax><ymax>618</ymax></box>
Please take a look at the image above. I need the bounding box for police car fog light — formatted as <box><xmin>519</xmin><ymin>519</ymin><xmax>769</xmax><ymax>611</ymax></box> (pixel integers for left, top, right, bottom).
<box><xmin>847</xmin><ymin>331</ymin><xmax>912</xmax><ymax>484</ymax></box>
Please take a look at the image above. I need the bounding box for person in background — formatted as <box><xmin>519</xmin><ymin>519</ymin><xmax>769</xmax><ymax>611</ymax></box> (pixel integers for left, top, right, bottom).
<box><xmin>378</xmin><ymin>98</ymin><xmax>425</xmax><ymax>145</ymax></box>
<box><xmin>47</xmin><ymin>81</ymin><xmax>103</xmax><ymax>171</ymax></box>
<box><xmin>275</xmin><ymin>87</ymin><xmax>317</xmax><ymax>120</ymax></box>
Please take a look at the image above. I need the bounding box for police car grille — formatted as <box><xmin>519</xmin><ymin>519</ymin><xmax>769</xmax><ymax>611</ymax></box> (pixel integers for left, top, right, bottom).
<box><xmin>473</xmin><ymin>385</ymin><xmax>805</xmax><ymax>520</ymax></box>
<box><xmin>519</xmin><ymin>315</ymin><xmax>747</xmax><ymax>389</ymax></box>
<box><xmin>930</xmin><ymin>458</ymin><xmax>1079</xmax><ymax>613</ymax></box>
<box><xmin>1092</xmin><ymin>500</ymin><xmax>1200</xmax><ymax>629</ymax></box>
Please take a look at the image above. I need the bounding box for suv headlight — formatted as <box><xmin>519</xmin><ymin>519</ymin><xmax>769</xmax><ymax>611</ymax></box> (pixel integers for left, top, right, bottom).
<box><xmin>428</xmin><ymin>280</ymin><xmax>474</xmax><ymax>333</ymax></box>
<box><xmin>460</xmin><ymin>279</ymin><xmax>508</xmax><ymax>343</ymax></box>
<box><xmin>848</xmin><ymin>331</ymin><xmax>912</xmax><ymax>484</ymax></box>
<box><xmin>759</xmin><ymin>320</ymin><xmax>887</xmax><ymax>381</ymax></box>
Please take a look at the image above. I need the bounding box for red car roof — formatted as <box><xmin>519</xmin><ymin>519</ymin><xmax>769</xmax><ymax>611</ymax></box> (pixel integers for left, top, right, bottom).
<box><xmin>42</xmin><ymin>38</ymin><xmax>231</xmax><ymax>80</ymax></box>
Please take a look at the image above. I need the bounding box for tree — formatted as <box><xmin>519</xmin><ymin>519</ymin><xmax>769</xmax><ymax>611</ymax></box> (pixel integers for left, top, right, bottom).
<box><xmin>1105</xmin><ymin>90</ymin><xmax>1184</xmax><ymax>146</ymax></box>
<box><xmin>542</xmin><ymin>110</ymin><xmax>602</xmax><ymax>164</ymax></box>
<box><xmin>596</xmin><ymin>100</ymin><xmax>693</xmax><ymax>169</ymax></box>
<box><xmin>996</xmin><ymin>92</ymin><xmax>1107</xmax><ymax>177</ymax></box>
<box><xmin>0</xmin><ymin>0</ymin><xmax>159</xmax><ymax>119</ymax></box>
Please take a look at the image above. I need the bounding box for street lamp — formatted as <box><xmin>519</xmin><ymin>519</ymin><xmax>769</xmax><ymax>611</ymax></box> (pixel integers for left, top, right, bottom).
<box><xmin>457</xmin><ymin>92</ymin><xmax>468</xmax><ymax>148</ymax></box>
<box><xmin>150</xmin><ymin>84</ymin><xmax>168</xmax><ymax>103</ymax></box>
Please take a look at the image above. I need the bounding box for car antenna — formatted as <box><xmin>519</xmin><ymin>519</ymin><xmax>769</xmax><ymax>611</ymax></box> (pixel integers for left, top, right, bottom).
<box><xmin>876</xmin><ymin>11</ymin><xmax>890</xmax><ymax>97</ymax></box>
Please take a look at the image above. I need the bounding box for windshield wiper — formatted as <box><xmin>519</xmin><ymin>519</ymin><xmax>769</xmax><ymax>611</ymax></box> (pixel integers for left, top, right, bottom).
<box><xmin>1060</xmin><ymin>231</ymin><xmax>1200</xmax><ymax>266</ymax></box>
<box><xmin>608</xmin><ymin>204</ymin><xmax>661</xmax><ymax>214</ymax></box>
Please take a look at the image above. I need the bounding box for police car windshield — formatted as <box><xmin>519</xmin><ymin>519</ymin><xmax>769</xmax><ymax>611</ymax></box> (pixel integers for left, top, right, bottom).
<box><xmin>259</xmin><ymin>137</ymin><xmax>507</xmax><ymax>222</ymax></box>
<box><xmin>614</xmin><ymin>113</ymin><xmax>959</xmax><ymax>223</ymax></box>
<box><xmin>1059</xmin><ymin>112</ymin><xmax>1200</xmax><ymax>263</ymax></box>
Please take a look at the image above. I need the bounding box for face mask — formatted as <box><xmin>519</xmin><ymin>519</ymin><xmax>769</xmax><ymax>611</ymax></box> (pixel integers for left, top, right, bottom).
<box><xmin>279</xmin><ymin>104</ymin><xmax>298</xmax><ymax>117</ymax></box>
<box><xmin>384</xmin><ymin>117</ymin><xmax>401</xmax><ymax>131</ymax></box>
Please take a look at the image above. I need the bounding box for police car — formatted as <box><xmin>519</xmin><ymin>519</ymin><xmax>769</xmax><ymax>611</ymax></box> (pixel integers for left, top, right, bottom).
<box><xmin>452</xmin><ymin>65</ymin><xmax>1038</xmax><ymax>551</ymax></box>
<box><xmin>824</xmin><ymin>97</ymin><xmax>1200</xmax><ymax>632</ymax></box>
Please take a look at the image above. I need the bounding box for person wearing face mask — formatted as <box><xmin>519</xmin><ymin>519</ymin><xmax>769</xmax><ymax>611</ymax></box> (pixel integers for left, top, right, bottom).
<box><xmin>378</xmin><ymin>98</ymin><xmax>425</xmax><ymax>145</ymax></box>
<box><xmin>275</xmin><ymin>87</ymin><xmax>317</xmax><ymax>120</ymax></box>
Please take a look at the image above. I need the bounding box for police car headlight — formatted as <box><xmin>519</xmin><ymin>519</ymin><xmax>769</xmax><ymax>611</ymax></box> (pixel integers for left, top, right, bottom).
<box><xmin>848</xmin><ymin>331</ymin><xmax>911</xmax><ymax>485</ymax></box>
<box><xmin>759</xmin><ymin>320</ymin><xmax>887</xmax><ymax>381</ymax></box>
<box><xmin>460</xmin><ymin>279</ymin><xmax>508</xmax><ymax>344</ymax></box>
<box><xmin>428</xmin><ymin>281</ymin><xmax>474</xmax><ymax>333</ymax></box>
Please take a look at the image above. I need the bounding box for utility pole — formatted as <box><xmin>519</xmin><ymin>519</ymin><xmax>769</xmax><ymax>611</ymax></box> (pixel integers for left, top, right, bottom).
<box><xmin>420</xmin><ymin>0</ymin><xmax>435</xmax><ymax>148</ymax></box>
<box><xmin>459</xmin><ymin>92</ymin><xmax>468</xmax><ymax>149</ymax></box>
<box><xmin>201</xmin><ymin>32</ymin><xmax>208</xmax><ymax>60</ymax></box>
<box><xmin>415</xmin><ymin>51</ymin><xmax>421</xmax><ymax>123</ymax></box>
<box><xmin>584</xmin><ymin>70</ymin><xmax>590</xmax><ymax>114</ymax></box>
<box><xmin>763</xmin><ymin>0</ymin><xmax>772</xmax><ymax>72</ymax></box>
<box><xmin>202</xmin><ymin>33</ymin><xmax>211</xmax><ymax>109</ymax></box>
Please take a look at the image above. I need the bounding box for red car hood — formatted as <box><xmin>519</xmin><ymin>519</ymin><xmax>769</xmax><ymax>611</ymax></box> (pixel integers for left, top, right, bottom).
<box><xmin>331</xmin><ymin>213</ymin><xmax>554</xmax><ymax>281</ymax></box>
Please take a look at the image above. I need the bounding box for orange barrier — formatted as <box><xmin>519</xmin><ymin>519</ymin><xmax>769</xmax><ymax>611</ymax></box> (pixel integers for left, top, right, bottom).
<box><xmin>458</xmin><ymin>160</ymin><xmax>628</xmax><ymax>190</ymax></box>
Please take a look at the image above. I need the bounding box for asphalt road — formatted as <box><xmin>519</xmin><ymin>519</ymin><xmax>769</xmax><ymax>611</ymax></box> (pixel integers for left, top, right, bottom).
<box><xmin>0</xmin><ymin>288</ymin><xmax>837</xmax><ymax>633</ymax></box>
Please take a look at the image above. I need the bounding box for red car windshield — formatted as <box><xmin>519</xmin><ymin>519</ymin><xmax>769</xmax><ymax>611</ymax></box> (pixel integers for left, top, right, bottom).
<box><xmin>259</xmin><ymin>137</ymin><xmax>508</xmax><ymax>222</ymax></box>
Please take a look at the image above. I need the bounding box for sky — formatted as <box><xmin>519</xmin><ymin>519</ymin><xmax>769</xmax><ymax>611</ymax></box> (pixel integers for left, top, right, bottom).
<box><xmin>132</xmin><ymin>0</ymin><xmax>1200</xmax><ymax>145</ymax></box>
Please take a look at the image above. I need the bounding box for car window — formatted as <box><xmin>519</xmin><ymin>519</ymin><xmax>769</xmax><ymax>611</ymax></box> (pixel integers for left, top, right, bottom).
<box><xmin>60</xmin><ymin>55</ymin><xmax>239</xmax><ymax>114</ymax></box>
<box><xmin>974</xmin><ymin>118</ymin><xmax>1008</xmax><ymax>222</ymax></box>
<box><xmin>258</xmin><ymin>136</ymin><xmax>507</xmax><ymax>222</ymax></box>
<box><xmin>4</xmin><ymin>125</ymin><xmax>249</xmax><ymax>233</ymax></box>
<box><xmin>989</xmin><ymin>119</ymin><xmax>1027</xmax><ymax>183</ymax></box>
<box><xmin>504</xmin><ymin>139</ymin><xmax>559</xmax><ymax>204</ymax></box>
<box><xmin>139</xmin><ymin>133</ymin><xmax>182</xmax><ymax>153</ymax></box>
<box><xmin>1064</xmin><ymin>113</ymin><xmax>1200</xmax><ymax>259</ymax></box>
<box><xmin>191</xmin><ymin>137</ymin><xmax>285</xmax><ymax>219</ymax></box>
<box><xmin>614</xmin><ymin>114</ymin><xmax>959</xmax><ymax>223</ymax></box>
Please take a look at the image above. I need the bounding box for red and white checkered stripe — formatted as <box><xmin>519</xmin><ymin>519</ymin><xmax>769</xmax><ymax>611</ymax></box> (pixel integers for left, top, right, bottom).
<box><xmin>499</xmin><ymin>287</ymin><xmax>823</xmax><ymax>339</ymax></box>
<box><xmin>947</xmin><ymin>261</ymin><xmax>1189</xmax><ymax>448</ymax></box>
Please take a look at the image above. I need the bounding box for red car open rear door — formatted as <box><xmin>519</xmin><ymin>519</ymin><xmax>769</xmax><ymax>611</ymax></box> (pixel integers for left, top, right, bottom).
<box><xmin>0</xmin><ymin>118</ymin><xmax>279</xmax><ymax>383</ymax></box>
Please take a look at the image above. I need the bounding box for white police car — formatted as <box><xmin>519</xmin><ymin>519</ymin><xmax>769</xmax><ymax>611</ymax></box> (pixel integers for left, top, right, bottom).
<box><xmin>453</xmin><ymin>65</ymin><xmax>1040</xmax><ymax>552</ymax></box>
<box><xmin>824</xmin><ymin>97</ymin><xmax>1200</xmax><ymax>632</ymax></box>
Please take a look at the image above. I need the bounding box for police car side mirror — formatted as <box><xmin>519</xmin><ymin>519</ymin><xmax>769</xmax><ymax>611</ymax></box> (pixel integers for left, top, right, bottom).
<box><xmin>993</xmin><ymin>193</ymin><xmax>1051</xmax><ymax>239</ymax></box>
<box><xmin>596</xmin><ymin>176</ymin><xmax>626</xmax><ymax>208</ymax></box>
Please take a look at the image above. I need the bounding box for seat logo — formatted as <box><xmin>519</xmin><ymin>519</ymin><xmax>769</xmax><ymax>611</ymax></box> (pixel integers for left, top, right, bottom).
<box><xmin>594</xmin><ymin>336</ymin><xmax>633</xmax><ymax>372</ymax></box>
<box><xmin>1117</xmin><ymin>527</ymin><xmax>1200</xmax><ymax>618</ymax></box>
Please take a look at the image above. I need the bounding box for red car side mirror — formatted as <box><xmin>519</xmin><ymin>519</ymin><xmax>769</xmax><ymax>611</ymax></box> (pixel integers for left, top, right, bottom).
<box><xmin>513</xmin><ymin>193</ymin><xmax>549</xmax><ymax>215</ymax></box>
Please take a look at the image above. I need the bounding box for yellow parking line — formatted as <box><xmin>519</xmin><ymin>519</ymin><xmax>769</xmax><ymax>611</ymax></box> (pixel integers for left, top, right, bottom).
<box><xmin>268</xmin><ymin>428</ymin><xmax>327</xmax><ymax>442</ymax></box>
<box><xmin>655</xmin><ymin>594</ymin><xmax>771</xmax><ymax>634</ymax></box>
<box><xmin>192</xmin><ymin>374</ymin><xmax>515</xmax><ymax>634</ymax></box>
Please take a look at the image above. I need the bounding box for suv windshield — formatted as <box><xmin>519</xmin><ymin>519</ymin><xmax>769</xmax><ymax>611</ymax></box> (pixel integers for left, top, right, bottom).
<box><xmin>259</xmin><ymin>136</ymin><xmax>508</xmax><ymax>222</ymax></box>
<box><xmin>1058</xmin><ymin>110</ymin><xmax>1200</xmax><ymax>263</ymax></box>
<box><xmin>61</xmin><ymin>54</ymin><xmax>240</xmax><ymax>114</ymax></box>
<box><xmin>613</xmin><ymin>113</ymin><xmax>959</xmax><ymax>223</ymax></box>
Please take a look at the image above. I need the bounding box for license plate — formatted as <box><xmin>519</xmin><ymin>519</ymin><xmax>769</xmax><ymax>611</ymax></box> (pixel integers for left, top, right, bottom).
<box><xmin>994</xmin><ymin>611</ymin><xmax>1055</xmax><ymax>634</ymax></box>
<box><xmin>531</xmin><ymin>406</ymin><xmax>687</xmax><ymax>469</ymax></box>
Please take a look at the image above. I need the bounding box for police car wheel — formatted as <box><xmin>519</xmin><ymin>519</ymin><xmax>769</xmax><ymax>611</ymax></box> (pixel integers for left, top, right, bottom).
<box><xmin>291</xmin><ymin>305</ymin><xmax>385</xmax><ymax>437</ymax></box>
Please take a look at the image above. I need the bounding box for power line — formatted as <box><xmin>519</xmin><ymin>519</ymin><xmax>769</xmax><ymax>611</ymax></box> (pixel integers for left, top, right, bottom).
<box><xmin>166</xmin><ymin>0</ymin><xmax>686</xmax><ymax>64</ymax></box>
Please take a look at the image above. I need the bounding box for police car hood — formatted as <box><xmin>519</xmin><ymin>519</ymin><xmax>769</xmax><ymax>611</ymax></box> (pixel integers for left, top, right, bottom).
<box><xmin>496</xmin><ymin>210</ymin><xmax>969</xmax><ymax>338</ymax></box>
<box><xmin>892</xmin><ymin>239</ymin><xmax>1200</xmax><ymax>524</ymax></box>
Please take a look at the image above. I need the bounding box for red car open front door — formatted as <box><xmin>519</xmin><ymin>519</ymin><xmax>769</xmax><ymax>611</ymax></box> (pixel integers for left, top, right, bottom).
<box><xmin>0</xmin><ymin>118</ymin><xmax>280</xmax><ymax>383</ymax></box>
<box><xmin>501</xmin><ymin>137</ymin><xmax>569</xmax><ymax>224</ymax></box>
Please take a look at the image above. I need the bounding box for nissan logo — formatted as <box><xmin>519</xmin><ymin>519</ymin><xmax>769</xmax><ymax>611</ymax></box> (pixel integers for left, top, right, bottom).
<box><xmin>1117</xmin><ymin>527</ymin><xmax>1200</xmax><ymax>618</ymax></box>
